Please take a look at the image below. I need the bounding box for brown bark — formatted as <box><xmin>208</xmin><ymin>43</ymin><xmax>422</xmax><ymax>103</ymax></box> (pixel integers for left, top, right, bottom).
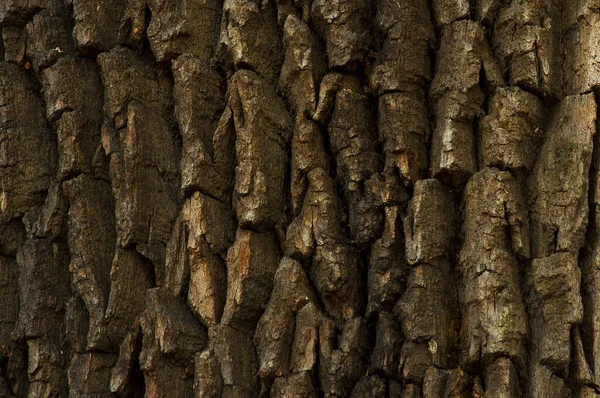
<box><xmin>3</xmin><ymin>0</ymin><xmax>600</xmax><ymax>397</ymax></box>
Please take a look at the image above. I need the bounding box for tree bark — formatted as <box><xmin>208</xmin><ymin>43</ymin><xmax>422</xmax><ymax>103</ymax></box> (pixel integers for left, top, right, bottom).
<box><xmin>0</xmin><ymin>0</ymin><xmax>599</xmax><ymax>397</ymax></box>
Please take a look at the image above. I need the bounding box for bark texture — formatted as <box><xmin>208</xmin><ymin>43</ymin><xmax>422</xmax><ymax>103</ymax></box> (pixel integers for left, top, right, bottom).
<box><xmin>1</xmin><ymin>0</ymin><xmax>600</xmax><ymax>397</ymax></box>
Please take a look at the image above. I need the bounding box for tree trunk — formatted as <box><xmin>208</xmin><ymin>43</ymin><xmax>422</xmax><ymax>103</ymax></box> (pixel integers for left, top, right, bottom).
<box><xmin>0</xmin><ymin>0</ymin><xmax>598</xmax><ymax>396</ymax></box>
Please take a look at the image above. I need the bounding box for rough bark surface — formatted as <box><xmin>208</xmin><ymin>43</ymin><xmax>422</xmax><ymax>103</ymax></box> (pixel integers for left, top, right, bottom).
<box><xmin>2</xmin><ymin>0</ymin><xmax>600</xmax><ymax>397</ymax></box>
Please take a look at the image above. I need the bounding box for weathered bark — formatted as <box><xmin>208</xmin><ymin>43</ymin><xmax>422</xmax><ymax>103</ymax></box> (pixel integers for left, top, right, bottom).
<box><xmin>3</xmin><ymin>0</ymin><xmax>600</xmax><ymax>396</ymax></box>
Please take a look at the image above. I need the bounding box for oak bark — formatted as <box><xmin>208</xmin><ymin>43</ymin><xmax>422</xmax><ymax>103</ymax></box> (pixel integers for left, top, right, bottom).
<box><xmin>1</xmin><ymin>0</ymin><xmax>600</xmax><ymax>397</ymax></box>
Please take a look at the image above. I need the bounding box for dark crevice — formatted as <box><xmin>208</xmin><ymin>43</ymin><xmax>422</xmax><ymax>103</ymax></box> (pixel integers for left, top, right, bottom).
<box><xmin>578</xmin><ymin>90</ymin><xmax>600</xmax><ymax>387</ymax></box>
